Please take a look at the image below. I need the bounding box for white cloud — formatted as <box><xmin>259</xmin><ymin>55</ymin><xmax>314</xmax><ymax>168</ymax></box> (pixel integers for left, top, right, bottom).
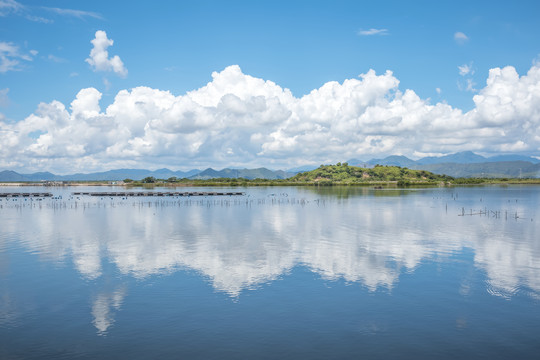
<box><xmin>0</xmin><ymin>0</ymin><xmax>21</xmax><ymax>16</ymax></box>
<box><xmin>2</xmin><ymin>63</ymin><xmax>540</xmax><ymax>173</ymax></box>
<box><xmin>103</xmin><ymin>78</ymin><xmax>111</xmax><ymax>91</ymax></box>
<box><xmin>465</xmin><ymin>78</ymin><xmax>477</xmax><ymax>92</ymax></box>
<box><xmin>458</xmin><ymin>62</ymin><xmax>476</xmax><ymax>92</ymax></box>
<box><xmin>25</xmin><ymin>14</ymin><xmax>52</xmax><ymax>23</ymax></box>
<box><xmin>47</xmin><ymin>54</ymin><xmax>66</xmax><ymax>63</ymax></box>
<box><xmin>358</xmin><ymin>28</ymin><xmax>389</xmax><ymax>36</ymax></box>
<box><xmin>472</xmin><ymin>65</ymin><xmax>540</xmax><ymax>129</ymax></box>
<box><xmin>43</xmin><ymin>7</ymin><xmax>102</xmax><ymax>20</ymax></box>
<box><xmin>0</xmin><ymin>0</ymin><xmax>51</xmax><ymax>22</ymax></box>
<box><xmin>458</xmin><ymin>63</ymin><xmax>474</xmax><ymax>76</ymax></box>
<box><xmin>454</xmin><ymin>31</ymin><xmax>469</xmax><ymax>44</ymax></box>
<box><xmin>457</xmin><ymin>78</ymin><xmax>477</xmax><ymax>92</ymax></box>
<box><xmin>0</xmin><ymin>0</ymin><xmax>101</xmax><ymax>22</ymax></box>
<box><xmin>436</xmin><ymin>87</ymin><xmax>441</xmax><ymax>95</ymax></box>
<box><xmin>0</xmin><ymin>41</ymin><xmax>34</xmax><ymax>73</ymax></box>
<box><xmin>85</xmin><ymin>30</ymin><xmax>127</xmax><ymax>78</ymax></box>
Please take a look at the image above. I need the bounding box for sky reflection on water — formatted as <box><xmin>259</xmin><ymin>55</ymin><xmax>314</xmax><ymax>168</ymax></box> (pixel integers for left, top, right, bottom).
<box><xmin>1</xmin><ymin>185</ymin><xmax>540</xmax><ymax>358</ymax></box>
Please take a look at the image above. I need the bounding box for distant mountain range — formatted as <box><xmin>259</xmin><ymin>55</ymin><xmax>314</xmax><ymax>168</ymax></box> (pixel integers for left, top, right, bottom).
<box><xmin>0</xmin><ymin>168</ymin><xmax>199</xmax><ymax>182</ymax></box>
<box><xmin>346</xmin><ymin>151</ymin><xmax>540</xmax><ymax>178</ymax></box>
<box><xmin>190</xmin><ymin>167</ymin><xmax>292</xmax><ymax>180</ymax></box>
<box><xmin>0</xmin><ymin>167</ymin><xmax>294</xmax><ymax>182</ymax></box>
<box><xmin>347</xmin><ymin>151</ymin><xmax>540</xmax><ymax>167</ymax></box>
<box><xmin>417</xmin><ymin>161</ymin><xmax>540</xmax><ymax>178</ymax></box>
<box><xmin>1</xmin><ymin>151</ymin><xmax>540</xmax><ymax>181</ymax></box>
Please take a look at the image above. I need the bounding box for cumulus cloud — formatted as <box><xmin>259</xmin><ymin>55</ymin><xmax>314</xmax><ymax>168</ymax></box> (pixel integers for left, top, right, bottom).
<box><xmin>86</xmin><ymin>30</ymin><xmax>127</xmax><ymax>77</ymax></box>
<box><xmin>358</xmin><ymin>28</ymin><xmax>389</xmax><ymax>36</ymax></box>
<box><xmin>454</xmin><ymin>31</ymin><xmax>469</xmax><ymax>44</ymax></box>
<box><xmin>1</xmin><ymin>63</ymin><xmax>540</xmax><ymax>173</ymax></box>
<box><xmin>0</xmin><ymin>41</ymin><xmax>34</xmax><ymax>72</ymax></box>
<box><xmin>472</xmin><ymin>65</ymin><xmax>540</xmax><ymax>129</ymax></box>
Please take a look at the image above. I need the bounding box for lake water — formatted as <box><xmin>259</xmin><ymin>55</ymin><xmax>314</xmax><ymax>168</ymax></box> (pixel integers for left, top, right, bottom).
<box><xmin>1</xmin><ymin>185</ymin><xmax>539</xmax><ymax>359</ymax></box>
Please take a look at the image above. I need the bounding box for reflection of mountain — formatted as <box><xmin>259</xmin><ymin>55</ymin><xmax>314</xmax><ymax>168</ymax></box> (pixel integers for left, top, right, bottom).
<box><xmin>7</xmin><ymin>188</ymin><xmax>540</xmax><ymax>300</ymax></box>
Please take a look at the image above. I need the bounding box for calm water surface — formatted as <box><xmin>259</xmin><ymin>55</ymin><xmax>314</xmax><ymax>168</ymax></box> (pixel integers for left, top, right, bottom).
<box><xmin>1</xmin><ymin>185</ymin><xmax>539</xmax><ymax>359</ymax></box>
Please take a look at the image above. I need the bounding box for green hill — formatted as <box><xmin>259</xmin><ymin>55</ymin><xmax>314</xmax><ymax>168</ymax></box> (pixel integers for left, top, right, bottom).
<box><xmin>290</xmin><ymin>163</ymin><xmax>453</xmax><ymax>185</ymax></box>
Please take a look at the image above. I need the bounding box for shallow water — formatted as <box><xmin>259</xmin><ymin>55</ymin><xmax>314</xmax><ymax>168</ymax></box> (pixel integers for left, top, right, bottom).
<box><xmin>1</xmin><ymin>185</ymin><xmax>539</xmax><ymax>359</ymax></box>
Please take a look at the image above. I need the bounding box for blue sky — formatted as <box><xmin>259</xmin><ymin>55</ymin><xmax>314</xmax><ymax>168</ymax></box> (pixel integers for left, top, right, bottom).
<box><xmin>1</xmin><ymin>0</ymin><xmax>540</xmax><ymax>172</ymax></box>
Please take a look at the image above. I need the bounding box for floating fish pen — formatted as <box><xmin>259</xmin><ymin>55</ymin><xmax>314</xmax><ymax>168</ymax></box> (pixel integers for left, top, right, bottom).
<box><xmin>72</xmin><ymin>191</ymin><xmax>245</xmax><ymax>197</ymax></box>
<box><xmin>0</xmin><ymin>192</ymin><xmax>53</xmax><ymax>198</ymax></box>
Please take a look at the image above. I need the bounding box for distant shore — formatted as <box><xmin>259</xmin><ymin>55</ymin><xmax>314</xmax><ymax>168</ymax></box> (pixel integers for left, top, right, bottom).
<box><xmin>0</xmin><ymin>182</ymin><xmax>121</xmax><ymax>187</ymax></box>
<box><xmin>2</xmin><ymin>164</ymin><xmax>540</xmax><ymax>187</ymax></box>
<box><xmin>2</xmin><ymin>179</ymin><xmax>540</xmax><ymax>188</ymax></box>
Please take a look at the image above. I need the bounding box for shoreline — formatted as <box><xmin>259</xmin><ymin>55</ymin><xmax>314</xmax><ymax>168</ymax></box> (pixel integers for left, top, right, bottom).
<box><xmin>2</xmin><ymin>180</ymin><xmax>540</xmax><ymax>187</ymax></box>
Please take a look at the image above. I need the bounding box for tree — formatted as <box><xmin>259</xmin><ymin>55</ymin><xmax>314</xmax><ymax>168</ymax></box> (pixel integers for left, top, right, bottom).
<box><xmin>142</xmin><ymin>176</ymin><xmax>156</xmax><ymax>183</ymax></box>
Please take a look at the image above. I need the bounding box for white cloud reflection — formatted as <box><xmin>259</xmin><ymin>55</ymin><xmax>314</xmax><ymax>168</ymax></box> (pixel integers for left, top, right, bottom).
<box><xmin>5</xmin><ymin>188</ymin><xmax>539</xmax><ymax>300</ymax></box>
<box><xmin>91</xmin><ymin>287</ymin><xmax>126</xmax><ymax>335</ymax></box>
<box><xmin>3</xmin><ymin>188</ymin><xmax>540</xmax><ymax>335</ymax></box>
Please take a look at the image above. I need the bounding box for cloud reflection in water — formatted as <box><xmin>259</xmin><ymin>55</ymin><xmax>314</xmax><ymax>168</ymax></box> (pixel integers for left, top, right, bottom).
<box><xmin>5</xmin><ymin>188</ymin><xmax>538</xmax><ymax>301</ymax></box>
<box><xmin>2</xmin><ymin>187</ymin><xmax>540</xmax><ymax>335</ymax></box>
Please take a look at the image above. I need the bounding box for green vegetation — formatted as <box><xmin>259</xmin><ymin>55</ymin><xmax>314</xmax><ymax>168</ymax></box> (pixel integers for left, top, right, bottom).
<box><xmin>9</xmin><ymin>164</ymin><xmax>536</xmax><ymax>187</ymax></box>
<box><xmin>450</xmin><ymin>177</ymin><xmax>540</xmax><ymax>185</ymax></box>
<box><xmin>141</xmin><ymin>176</ymin><xmax>156</xmax><ymax>183</ymax></box>
<box><xmin>288</xmin><ymin>163</ymin><xmax>453</xmax><ymax>186</ymax></box>
<box><xmin>123</xmin><ymin>163</ymin><xmax>455</xmax><ymax>187</ymax></box>
<box><xmin>117</xmin><ymin>164</ymin><xmax>540</xmax><ymax>187</ymax></box>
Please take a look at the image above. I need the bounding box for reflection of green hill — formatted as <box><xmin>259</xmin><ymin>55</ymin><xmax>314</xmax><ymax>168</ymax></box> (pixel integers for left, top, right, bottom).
<box><xmin>301</xmin><ymin>186</ymin><xmax>415</xmax><ymax>199</ymax></box>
